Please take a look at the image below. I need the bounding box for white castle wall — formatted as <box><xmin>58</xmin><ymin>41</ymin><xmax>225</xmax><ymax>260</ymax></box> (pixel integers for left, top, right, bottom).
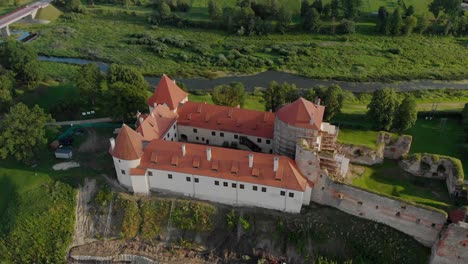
<box><xmin>145</xmin><ymin>168</ymin><xmax>306</xmax><ymax>213</ymax></box>
<box><xmin>112</xmin><ymin>157</ymin><xmax>141</xmax><ymax>190</ymax></box>
<box><xmin>162</xmin><ymin>122</ymin><xmax>178</xmax><ymax>142</ymax></box>
<box><xmin>177</xmin><ymin>125</ymin><xmax>274</xmax><ymax>153</ymax></box>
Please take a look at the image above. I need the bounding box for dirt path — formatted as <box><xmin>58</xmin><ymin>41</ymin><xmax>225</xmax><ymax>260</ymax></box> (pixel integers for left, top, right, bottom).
<box><xmin>78</xmin><ymin>128</ymin><xmax>97</xmax><ymax>152</ymax></box>
<box><xmin>70</xmin><ymin>178</ymin><xmax>97</xmax><ymax>248</ymax></box>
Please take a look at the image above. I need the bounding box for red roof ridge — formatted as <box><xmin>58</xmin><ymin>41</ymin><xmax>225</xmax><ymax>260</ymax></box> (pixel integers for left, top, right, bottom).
<box><xmin>111</xmin><ymin>124</ymin><xmax>144</xmax><ymax>160</ymax></box>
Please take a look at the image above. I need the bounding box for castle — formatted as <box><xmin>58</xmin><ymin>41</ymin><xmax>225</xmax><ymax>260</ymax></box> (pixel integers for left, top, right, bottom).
<box><xmin>109</xmin><ymin>75</ymin><xmax>452</xmax><ymax>249</ymax></box>
<box><xmin>109</xmin><ymin>74</ymin><xmax>349</xmax><ymax>213</ymax></box>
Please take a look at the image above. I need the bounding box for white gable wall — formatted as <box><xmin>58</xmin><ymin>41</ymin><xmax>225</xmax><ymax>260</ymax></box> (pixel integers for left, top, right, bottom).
<box><xmin>112</xmin><ymin>157</ymin><xmax>140</xmax><ymax>190</ymax></box>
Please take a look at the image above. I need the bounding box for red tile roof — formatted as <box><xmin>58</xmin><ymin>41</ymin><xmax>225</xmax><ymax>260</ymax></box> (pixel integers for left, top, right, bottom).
<box><xmin>110</xmin><ymin>124</ymin><xmax>144</xmax><ymax>160</ymax></box>
<box><xmin>177</xmin><ymin>102</ymin><xmax>275</xmax><ymax>138</ymax></box>
<box><xmin>276</xmin><ymin>98</ymin><xmax>325</xmax><ymax>130</ymax></box>
<box><xmin>147</xmin><ymin>74</ymin><xmax>188</xmax><ymax>110</ymax></box>
<box><xmin>138</xmin><ymin>139</ymin><xmax>310</xmax><ymax>191</ymax></box>
<box><xmin>137</xmin><ymin>105</ymin><xmax>178</xmax><ymax>141</ymax></box>
<box><xmin>449</xmin><ymin>210</ymin><xmax>466</xmax><ymax>223</ymax></box>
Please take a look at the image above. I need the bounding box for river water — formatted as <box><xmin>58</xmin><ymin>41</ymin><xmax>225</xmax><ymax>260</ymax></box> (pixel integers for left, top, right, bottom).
<box><xmin>38</xmin><ymin>56</ymin><xmax>468</xmax><ymax>92</ymax></box>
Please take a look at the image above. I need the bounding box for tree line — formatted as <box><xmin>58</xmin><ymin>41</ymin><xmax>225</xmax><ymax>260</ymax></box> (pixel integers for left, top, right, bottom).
<box><xmin>209</xmin><ymin>80</ymin><xmax>417</xmax><ymax>133</ymax></box>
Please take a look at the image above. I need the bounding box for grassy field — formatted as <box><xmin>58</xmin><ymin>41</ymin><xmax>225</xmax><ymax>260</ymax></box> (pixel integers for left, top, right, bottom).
<box><xmin>337</xmin><ymin>128</ymin><xmax>381</xmax><ymax>149</ymax></box>
<box><xmin>17</xmin><ymin>4</ymin><xmax>467</xmax><ymax>81</ymax></box>
<box><xmin>350</xmin><ymin>160</ymin><xmax>456</xmax><ymax>211</ymax></box>
<box><xmin>35</xmin><ymin>4</ymin><xmax>63</xmax><ymax>21</ymax></box>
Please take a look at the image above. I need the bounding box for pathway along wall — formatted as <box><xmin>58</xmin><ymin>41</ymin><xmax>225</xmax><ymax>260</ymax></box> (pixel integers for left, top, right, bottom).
<box><xmin>296</xmin><ymin>143</ymin><xmax>447</xmax><ymax>247</ymax></box>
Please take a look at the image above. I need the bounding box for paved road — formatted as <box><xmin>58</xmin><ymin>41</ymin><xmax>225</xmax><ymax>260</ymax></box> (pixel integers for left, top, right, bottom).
<box><xmin>46</xmin><ymin>117</ymin><xmax>113</xmax><ymax>126</ymax></box>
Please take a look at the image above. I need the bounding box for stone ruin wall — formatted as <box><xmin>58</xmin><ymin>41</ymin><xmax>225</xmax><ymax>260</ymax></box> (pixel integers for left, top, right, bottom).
<box><xmin>336</xmin><ymin>132</ymin><xmax>412</xmax><ymax>166</ymax></box>
<box><xmin>430</xmin><ymin>222</ymin><xmax>468</xmax><ymax>264</ymax></box>
<box><xmin>295</xmin><ymin>143</ymin><xmax>447</xmax><ymax>247</ymax></box>
<box><xmin>399</xmin><ymin>154</ymin><xmax>465</xmax><ymax>198</ymax></box>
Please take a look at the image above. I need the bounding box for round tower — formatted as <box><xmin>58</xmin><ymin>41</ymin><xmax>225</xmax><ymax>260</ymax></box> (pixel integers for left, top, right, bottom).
<box><xmin>273</xmin><ymin>98</ymin><xmax>325</xmax><ymax>158</ymax></box>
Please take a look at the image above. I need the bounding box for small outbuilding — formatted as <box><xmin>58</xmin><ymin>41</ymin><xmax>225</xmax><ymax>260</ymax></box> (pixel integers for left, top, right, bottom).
<box><xmin>55</xmin><ymin>148</ymin><xmax>73</xmax><ymax>159</ymax></box>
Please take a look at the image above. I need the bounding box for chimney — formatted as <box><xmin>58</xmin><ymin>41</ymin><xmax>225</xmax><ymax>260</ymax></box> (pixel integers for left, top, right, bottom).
<box><xmin>248</xmin><ymin>154</ymin><xmax>254</xmax><ymax>168</ymax></box>
<box><xmin>139</xmin><ymin>117</ymin><xmax>144</xmax><ymax>124</ymax></box>
<box><xmin>315</xmin><ymin>97</ymin><xmax>321</xmax><ymax>106</ymax></box>
<box><xmin>151</xmin><ymin>112</ymin><xmax>154</xmax><ymax>118</ymax></box>
<box><xmin>136</xmin><ymin>111</ymin><xmax>141</xmax><ymax>118</ymax></box>
<box><xmin>109</xmin><ymin>138</ymin><xmax>115</xmax><ymax>151</ymax></box>
<box><xmin>181</xmin><ymin>144</ymin><xmax>186</xmax><ymax>157</ymax></box>
<box><xmin>206</xmin><ymin>148</ymin><xmax>212</xmax><ymax>161</ymax></box>
<box><xmin>173</xmin><ymin>79</ymin><xmax>176</xmax><ymax>84</ymax></box>
<box><xmin>154</xmin><ymin>103</ymin><xmax>157</xmax><ymax>108</ymax></box>
<box><xmin>273</xmin><ymin>157</ymin><xmax>279</xmax><ymax>172</ymax></box>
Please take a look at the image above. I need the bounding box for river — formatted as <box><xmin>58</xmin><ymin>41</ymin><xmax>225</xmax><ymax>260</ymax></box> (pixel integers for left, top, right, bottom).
<box><xmin>38</xmin><ymin>56</ymin><xmax>468</xmax><ymax>92</ymax></box>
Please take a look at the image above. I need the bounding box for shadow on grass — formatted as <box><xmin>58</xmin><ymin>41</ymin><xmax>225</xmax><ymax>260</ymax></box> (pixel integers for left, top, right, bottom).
<box><xmin>364</xmin><ymin>161</ymin><xmax>455</xmax><ymax>211</ymax></box>
<box><xmin>0</xmin><ymin>175</ymin><xmax>18</xmax><ymax>235</ymax></box>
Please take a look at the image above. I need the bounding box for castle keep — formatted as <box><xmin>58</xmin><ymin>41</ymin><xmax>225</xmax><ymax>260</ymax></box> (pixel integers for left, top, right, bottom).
<box><xmin>110</xmin><ymin>75</ymin><xmax>448</xmax><ymax>246</ymax></box>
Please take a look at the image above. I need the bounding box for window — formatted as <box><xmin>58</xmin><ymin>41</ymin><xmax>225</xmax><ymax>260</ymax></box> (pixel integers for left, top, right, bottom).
<box><xmin>289</xmin><ymin>192</ymin><xmax>294</xmax><ymax>198</ymax></box>
<box><xmin>257</xmin><ymin>138</ymin><xmax>262</xmax><ymax>143</ymax></box>
<box><xmin>266</xmin><ymin>139</ymin><xmax>271</xmax><ymax>144</ymax></box>
<box><xmin>232</xmin><ymin>183</ymin><xmax>237</xmax><ymax>188</ymax></box>
<box><xmin>121</xmin><ymin>169</ymin><xmax>125</xmax><ymax>175</ymax></box>
<box><xmin>261</xmin><ymin>187</ymin><xmax>267</xmax><ymax>192</ymax></box>
<box><xmin>223</xmin><ymin>182</ymin><xmax>228</xmax><ymax>187</ymax></box>
<box><xmin>196</xmin><ymin>136</ymin><xmax>199</xmax><ymax>140</ymax></box>
<box><xmin>193</xmin><ymin>128</ymin><xmax>198</xmax><ymax>133</ymax></box>
<box><xmin>168</xmin><ymin>174</ymin><xmax>173</xmax><ymax>179</ymax></box>
<box><xmin>240</xmin><ymin>184</ymin><xmax>244</xmax><ymax>189</ymax></box>
<box><xmin>186</xmin><ymin>177</ymin><xmax>191</xmax><ymax>182</ymax></box>
<box><xmin>280</xmin><ymin>191</ymin><xmax>286</xmax><ymax>196</ymax></box>
<box><xmin>358</xmin><ymin>201</ymin><xmax>363</xmax><ymax>205</ymax></box>
<box><xmin>202</xmin><ymin>137</ymin><xmax>205</xmax><ymax>141</ymax></box>
<box><xmin>253</xmin><ymin>186</ymin><xmax>258</xmax><ymax>191</ymax></box>
<box><xmin>396</xmin><ymin>212</ymin><xmax>401</xmax><ymax>217</ymax></box>
<box><xmin>234</xmin><ymin>135</ymin><xmax>239</xmax><ymax>139</ymax></box>
<box><xmin>173</xmin><ymin>124</ymin><xmax>176</xmax><ymax>129</ymax></box>
<box><xmin>118</xmin><ymin>159</ymin><xmax>121</xmax><ymax>163</ymax></box>
<box><xmin>195</xmin><ymin>178</ymin><xmax>199</xmax><ymax>183</ymax></box>
<box><xmin>220</xmin><ymin>132</ymin><xmax>224</xmax><ymax>137</ymax></box>
<box><xmin>215</xmin><ymin>180</ymin><xmax>219</xmax><ymax>186</ymax></box>
<box><xmin>431</xmin><ymin>223</ymin><xmax>436</xmax><ymax>228</ymax></box>
<box><xmin>148</xmin><ymin>171</ymin><xmax>153</xmax><ymax>176</ymax></box>
<box><xmin>212</xmin><ymin>131</ymin><xmax>216</xmax><ymax>136</ymax></box>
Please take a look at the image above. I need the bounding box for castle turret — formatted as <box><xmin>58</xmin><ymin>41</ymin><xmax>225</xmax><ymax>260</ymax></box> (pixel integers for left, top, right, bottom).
<box><xmin>109</xmin><ymin>124</ymin><xmax>144</xmax><ymax>191</ymax></box>
<box><xmin>147</xmin><ymin>74</ymin><xmax>188</xmax><ymax>113</ymax></box>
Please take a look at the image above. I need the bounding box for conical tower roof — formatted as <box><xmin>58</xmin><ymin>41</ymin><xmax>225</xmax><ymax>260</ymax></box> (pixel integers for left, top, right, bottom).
<box><xmin>276</xmin><ymin>97</ymin><xmax>325</xmax><ymax>130</ymax></box>
<box><xmin>110</xmin><ymin>124</ymin><xmax>144</xmax><ymax>160</ymax></box>
<box><xmin>147</xmin><ymin>74</ymin><xmax>188</xmax><ymax>110</ymax></box>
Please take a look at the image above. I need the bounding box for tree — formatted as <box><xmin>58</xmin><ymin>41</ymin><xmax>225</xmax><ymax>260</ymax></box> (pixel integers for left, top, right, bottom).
<box><xmin>75</xmin><ymin>64</ymin><xmax>102</xmax><ymax>105</ymax></box>
<box><xmin>341</xmin><ymin>0</ymin><xmax>362</xmax><ymax>19</ymax></box>
<box><xmin>212</xmin><ymin>82</ymin><xmax>246</xmax><ymax>107</ymax></box>
<box><xmin>463</xmin><ymin>103</ymin><xmax>468</xmax><ymax>142</ymax></box>
<box><xmin>0</xmin><ymin>103</ymin><xmax>53</xmax><ymax>163</ymax></box>
<box><xmin>0</xmin><ymin>72</ymin><xmax>15</xmax><ymax>110</ymax></box>
<box><xmin>108</xmin><ymin>64</ymin><xmax>147</xmax><ymax>88</ymax></box>
<box><xmin>393</xmin><ymin>96</ymin><xmax>417</xmax><ymax>132</ymax></box>
<box><xmin>377</xmin><ymin>6</ymin><xmax>390</xmax><ymax>35</ymax></box>
<box><xmin>208</xmin><ymin>0</ymin><xmax>222</xmax><ymax>20</ymax></box>
<box><xmin>322</xmin><ymin>85</ymin><xmax>344</xmax><ymax>121</ymax></box>
<box><xmin>158</xmin><ymin>2</ymin><xmax>172</xmax><ymax>19</ymax></box>
<box><xmin>276</xmin><ymin>6</ymin><xmax>292</xmax><ymax>34</ymax></box>
<box><xmin>390</xmin><ymin>7</ymin><xmax>403</xmax><ymax>35</ymax></box>
<box><xmin>106</xmin><ymin>82</ymin><xmax>148</xmax><ymax>121</ymax></box>
<box><xmin>429</xmin><ymin>0</ymin><xmax>444</xmax><ymax>18</ymax></box>
<box><xmin>330</xmin><ymin>0</ymin><xmax>340</xmax><ymax>18</ymax></box>
<box><xmin>303</xmin><ymin>8</ymin><xmax>322</xmax><ymax>33</ymax></box>
<box><xmin>264</xmin><ymin>81</ymin><xmax>285</xmax><ymax>112</ymax></box>
<box><xmin>339</xmin><ymin>19</ymin><xmax>356</xmax><ymax>34</ymax></box>
<box><xmin>403</xmin><ymin>15</ymin><xmax>418</xmax><ymax>35</ymax></box>
<box><xmin>367</xmin><ymin>88</ymin><xmax>398</xmax><ymax>131</ymax></box>
<box><xmin>312</xmin><ymin>0</ymin><xmax>323</xmax><ymax>14</ymax></box>
<box><xmin>416</xmin><ymin>14</ymin><xmax>430</xmax><ymax>33</ymax></box>
<box><xmin>405</xmin><ymin>5</ymin><xmax>415</xmax><ymax>17</ymax></box>
<box><xmin>0</xmin><ymin>41</ymin><xmax>43</xmax><ymax>87</ymax></box>
<box><xmin>301</xmin><ymin>0</ymin><xmax>310</xmax><ymax>17</ymax></box>
<box><xmin>282</xmin><ymin>82</ymin><xmax>299</xmax><ymax>102</ymax></box>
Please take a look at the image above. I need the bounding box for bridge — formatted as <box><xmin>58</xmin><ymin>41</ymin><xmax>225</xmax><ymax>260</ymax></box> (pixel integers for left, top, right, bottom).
<box><xmin>0</xmin><ymin>0</ymin><xmax>52</xmax><ymax>37</ymax></box>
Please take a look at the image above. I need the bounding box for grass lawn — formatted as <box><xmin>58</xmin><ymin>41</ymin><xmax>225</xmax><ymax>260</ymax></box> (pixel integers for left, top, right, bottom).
<box><xmin>405</xmin><ymin>118</ymin><xmax>467</xmax><ymax>170</ymax></box>
<box><xmin>20</xmin><ymin>4</ymin><xmax>467</xmax><ymax>81</ymax></box>
<box><xmin>337</xmin><ymin>128</ymin><xmax>380</xmax><ymax>149</ymax></box>
<box><xmin>350</xmin><ymin>160</ymin><xmax>455</xmax><ymax>211</ymax></box>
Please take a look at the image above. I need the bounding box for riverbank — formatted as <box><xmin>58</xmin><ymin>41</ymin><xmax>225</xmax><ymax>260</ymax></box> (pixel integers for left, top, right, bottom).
<box><xmin>17</xmin><ymin>4</ymin><xmax>467</xmax><ymax>82</ymax></box>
